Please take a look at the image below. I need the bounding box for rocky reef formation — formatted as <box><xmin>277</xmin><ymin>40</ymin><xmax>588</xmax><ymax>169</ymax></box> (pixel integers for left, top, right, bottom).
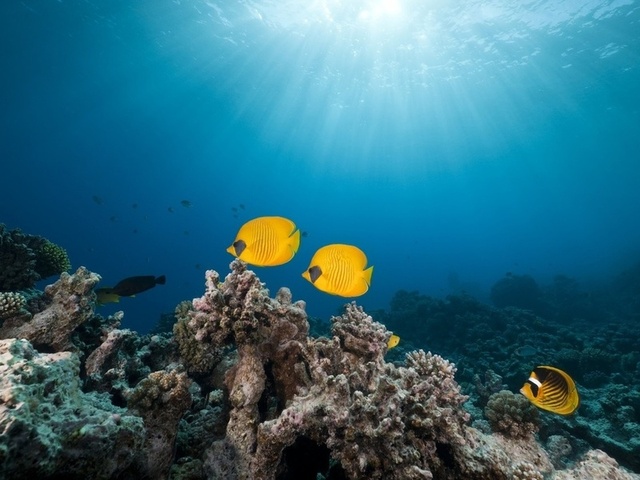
<box><xmin>0</xmin><ymin>338</ymin><xmax>146</xmax><ymax>478</ymax></box>
<box><xmin>376</xmin><ymin>284</ymin><xmax>640</xmax><ymax>473</ymax></box>
<box><xmin>0</xmin><ymin>259</ymin><xmax>639</xmax><ymax>479</ymax></box>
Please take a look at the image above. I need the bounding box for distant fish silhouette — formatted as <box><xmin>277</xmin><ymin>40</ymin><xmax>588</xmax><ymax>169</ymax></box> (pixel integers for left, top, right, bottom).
<box><xmin>109</xmin><ymin>215</ymin><xmax>117</xmax><ymax>222</ymax></box>
<box><xmin>132</xmin><ymin>203</ymin><xmax>138</xmax><ymax>209</ymax></box>
<box><xmin>168</xmin><ymin>207</ymin><xmax>174</xmax><ymax>213</ymax></box>
<box><xmin>232</xmin><ymin>207</ymin><xmax>238</xmax><ymax>213</ymax></box>
<box><xmin>180</xmin><ymin>200</ymin><xmax>192</xmax><ymax>208</ymax></box>
<box><xmin>239</xmin><ymin>204</ymin><xmax>245</xmax><ymax>210</ymax></box>
<box><xmin>92</xmin><ymin>195</ymin><xmax>103</xmax><ymax>205</ymax></box>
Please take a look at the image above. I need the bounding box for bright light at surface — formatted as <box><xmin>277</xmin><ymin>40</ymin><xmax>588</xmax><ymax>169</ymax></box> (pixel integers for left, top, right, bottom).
<box><xmin>147</xmin><ymin>0</ymin><xmax>639</xmax><ymax>177</ymax></box>
<box><xmin>358</xmin><ymin>0</ymin><xmax>403</xmax><ymax>22</ymax></box>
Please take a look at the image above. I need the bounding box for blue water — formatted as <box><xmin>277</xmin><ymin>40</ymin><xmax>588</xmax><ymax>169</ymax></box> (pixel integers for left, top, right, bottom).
<box><xmin>1</xmin><ymin>0</ymin><xmax>639</xmax><ymax>333</ymax></box>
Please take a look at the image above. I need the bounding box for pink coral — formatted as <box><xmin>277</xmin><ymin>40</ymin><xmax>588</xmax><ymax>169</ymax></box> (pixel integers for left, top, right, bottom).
<box><xmin>182</xmin><ymin>262</ymin><xmax>474</xmax><ymax>479</ymax></box>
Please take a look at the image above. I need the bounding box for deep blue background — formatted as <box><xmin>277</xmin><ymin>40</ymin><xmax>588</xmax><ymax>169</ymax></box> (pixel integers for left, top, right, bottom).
<box><xmin>1</xmin><ymin>1</ymin><xmax>639</xmax><ymax>332</ymax></box>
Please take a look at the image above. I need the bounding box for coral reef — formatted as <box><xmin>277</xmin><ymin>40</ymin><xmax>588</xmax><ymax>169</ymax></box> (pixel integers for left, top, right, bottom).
<box><xmin>553</xmin><ymin>449</ymin><xmax>639</xmax><ymax>480</ymax></box>
<box><xmin>485</xmin><ymin>390</ymin><xmax>540</xmax><ymax>438</ymax></box>
<box><xmin>376</xmin><ymin>283</ymin><xmax>640</xmax><ymax>473</ymax></box>
<box><xmin>0</xmin><ymin>258</ymin><xmax>639</xmax><ymax>479</ymax></box>
<box><xmin>489</xmin><ymin>273</ymin><xmax>542</xmax><ymax>312</ymax></box>
<box><xmin>0</xmin><ymin>224</ymin><xmax>70</xmax><ymax>291</ymax></box>
<box><xmin>126</xmin><ymin>369</ymin><xmax>192</xmax><ymax>478</ymax></box>
<box><xmin>0</xmin><ymin>267</ymin><xmax>100</xmax><ymax>351</ymax></box>
<box><xmin>0</xmin><ymin>291</ymin><xmax>26</xmax><ymax>320</ymax></box>
<box><xmin>512</xmin><ymin>461</ymin><xmax>544</xmax><ymax>480</ymax></box>
<box><xmin>0</xmin><ymin>338</ymin><xmax>145</xmax><ymax>478</ymax></box>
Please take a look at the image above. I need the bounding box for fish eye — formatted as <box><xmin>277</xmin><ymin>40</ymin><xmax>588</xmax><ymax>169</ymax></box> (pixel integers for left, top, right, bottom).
<box><xmin>233</xmin><ymin>240</ymin><xmax>246</xmax><ymax>256</ymax></box>
<box><xmin>308</xmin><ymin>266</ymin><xmax>322</xmax><ymax>283</ymax></box>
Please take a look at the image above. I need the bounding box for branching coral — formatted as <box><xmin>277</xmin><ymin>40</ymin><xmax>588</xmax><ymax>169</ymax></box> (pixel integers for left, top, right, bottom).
<box><xmin>0</xmin><ymin>224</ymin><xmax>71</xmax><ymax>291</ymax></box>
<box><xmin>0</xmin><ymin>291</ymin><xmax>26</xmax><ymax>320</ymax></box>
<box><xmin>33</xmin><ymin>239</ymin><xmax>71</xmax><ymax>279</ymax></box>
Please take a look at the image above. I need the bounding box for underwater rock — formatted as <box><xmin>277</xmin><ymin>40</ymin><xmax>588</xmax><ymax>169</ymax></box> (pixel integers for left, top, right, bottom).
<box><xmin>0</xmin><ymin>267</ymin><xmax>99</xmax><ymax>351</ymax></box>
<box><xmin>126</xmin><ymin>369</ymin><xmax>192</xmax><ymax>479</ymax></box>
<box><xmin>552</xmin><ymin>449</ymin><xmax>640</xmax><ymax>480</ymax></box>
<box><xmin>0</xmin><ymin>338</ymin><xmax>145</xmax><ymax>478</ymax></box>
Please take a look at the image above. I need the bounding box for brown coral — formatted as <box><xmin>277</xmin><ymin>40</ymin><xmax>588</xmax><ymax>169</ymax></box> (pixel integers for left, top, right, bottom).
<box><xmin>127</xmin><ymin>369</ymin><xmax>192</xmax><ymax>479</ymax></box>
<box><xmin>0</xmin><ymin>267</ymin><xmax>99</xmax><ymax>351</ymax></box>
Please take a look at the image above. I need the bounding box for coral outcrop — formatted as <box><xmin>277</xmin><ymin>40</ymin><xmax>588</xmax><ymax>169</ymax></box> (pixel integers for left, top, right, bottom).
<box><xmin>0</xmin><ymin>267</ymin><xmax>99</xmax><ymax>351</ymax></box>
<box><xmin>177</xmin><ymin>261</ymin><xmax>533</xmax><ymax>479</ymax></box>
<box><xmin>0</xmin><ymin>338</ymin><xmax>145</xmax><ymax>478</ymax></box>
<box><xmin>127</xmin><ymin>369</ymin><xmax>192</xmax><ymax>478</ymax></box>
<box><xmin>485</xmin><ymin>390</ymin><xmax>540</xmax><ymax>438</ymax></box>
<box><xmin>1</xmin><ymin>258</ymin><xmax>639</xmax><ymax>479</ymax></box>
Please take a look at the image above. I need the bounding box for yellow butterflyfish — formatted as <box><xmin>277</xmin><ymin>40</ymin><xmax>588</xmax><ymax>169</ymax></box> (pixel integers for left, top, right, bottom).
<box><xmin>227</xmin><ymin>216</ymin><xmax>300</xmax><ymax>267</ymax></box>
<box><xmin>302</xmin><ymin>244</ymin><xmax>373</xmax><ymax>297</ymax></box>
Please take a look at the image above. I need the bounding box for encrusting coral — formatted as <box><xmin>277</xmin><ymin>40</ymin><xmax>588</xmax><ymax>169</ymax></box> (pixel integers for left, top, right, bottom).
<box><xmin>0</xmin><ymin>338</ymin><xmax>146</xmax><ymax>478</ymax></box>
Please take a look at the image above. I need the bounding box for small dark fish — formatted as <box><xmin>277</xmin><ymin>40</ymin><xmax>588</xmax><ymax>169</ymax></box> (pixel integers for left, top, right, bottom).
<box><xmin>92</xmin><ymin>195</ymin><xmax>103</xmax><ymax>205</ymax></box>
<box><xmin>239</xmin><ymin>204</ymin><xmax>245</xmax><ymax>210</ymax></box>
<box><xmin>110</xmin><ymin>215</ymin><xmax>117</xmax><ymax>222</ymax></box>
<box><xmin>301</xmin><ymin>231</ymin><xmax>308</xmax><ymax>238</ymax></box>
<box><xmin>168</xmin><ymin>207</ymin><xmax>174</xmax><ymax>213</ymax></box>
<box><xmin>195</xmin><ymin>263</ymin><xmax>201</xmax><ymax>269</ymax></box>
<box><xmin>132</xmin><ymin>203</ymin><xmax>138</xmax><ymax>209</ymax></box>
<box><xmin>183</xmin><ymin>230</ymin><xmax>189</xmax><ymax>236</ymax></box>
<box><xmin>110</xmin><ymin>275</ymin><xmax>166</xmax><ymax>297</ymax></box>
<box><xmin>133</xmin><ymin>228</ymin><xmax>138</xmax><ymax>234</ymax></box>
<box><xmin>232</xmin><ymin>207</ymin><xmax>238</xmax><ymax>213</ymax></box>
<box><xmin>180</xmin><ymin>200</ymin><xmax>192</xmax><ymax>208</ymax></box>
